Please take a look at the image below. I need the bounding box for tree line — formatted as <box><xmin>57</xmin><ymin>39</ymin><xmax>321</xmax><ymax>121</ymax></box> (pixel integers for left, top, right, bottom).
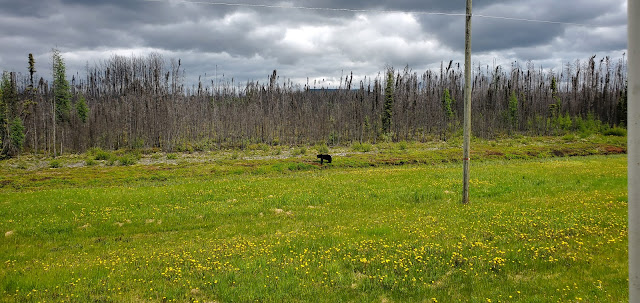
<box><xmin>0</xmin><ymin>51</ymin><xmax>627</xmax><ymax>157</ymax></box>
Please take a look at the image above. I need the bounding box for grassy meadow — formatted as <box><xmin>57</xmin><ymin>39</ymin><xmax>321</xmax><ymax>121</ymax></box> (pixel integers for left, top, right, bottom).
<box><xmin>0</xmin><ymin>136</ymin><xmax>628</xmax><ymax>302</ymax></box>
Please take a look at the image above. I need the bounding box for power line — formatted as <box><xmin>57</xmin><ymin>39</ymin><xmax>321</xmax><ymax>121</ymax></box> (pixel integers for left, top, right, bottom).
<box><xmin>142</xmin><ymin>0</ymin><xmax>590</xmax><ymax>27</ymax></box>
<box><xmin>473</xmin><ymin>14</ymin><xmax>587</xmax><ymax>26</ymax></box>
<box><xmin>142</xmin><ymin>0</ymin><xmax>466</xmax><ymax>17</ymax></box>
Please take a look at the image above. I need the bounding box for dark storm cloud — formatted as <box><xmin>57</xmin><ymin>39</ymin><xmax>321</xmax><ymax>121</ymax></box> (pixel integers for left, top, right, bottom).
<box><xmin>418</xmin><ymin>0</ymin><xmax>625</xmax><ymax>53</ymax></box>
<box><xmin>466</xmin><ymin>18</ymin><xmax>564</xmax><ymax>52</ymax></box>
<box><xmin>0</xmin><ymin>0</ymin><xmax>59</xmax><ymax>18</ymax></box>
<box><xmin>0</xmin><ymin>0</ymin><xmax>628</xmax><ymax>86</ymax></box>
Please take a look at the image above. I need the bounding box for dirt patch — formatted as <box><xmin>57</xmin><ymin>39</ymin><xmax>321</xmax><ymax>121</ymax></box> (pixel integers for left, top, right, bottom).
<box><xmin>604</xmin><ymin>146</ymin><xmax>626</xmax><ymax>154</ymax></box>
<box><xmin>381</xmin><ymin>158</ymin><xmax>410</xmax><ymax>165</ymax></box>
<box><xmin>552</xmin><ymin>149</ymin><xmax>569</xmax><ymax>157</ymax></box>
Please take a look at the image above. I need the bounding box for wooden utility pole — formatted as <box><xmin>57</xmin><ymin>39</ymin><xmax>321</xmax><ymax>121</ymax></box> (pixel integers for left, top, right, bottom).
<box><xmin>52</xmin><ymin>50</ymin><xmax>56</xmax><ymax>158</ymax></box>
<box><xmin>462</xmin><ymin>0</ymin><xmax>472</xmax><ymax>204</ymax></box>
<box><xmin>629</xmin><ymin>0</ymin><xmax>639</xmax><ymax>300</ymax></box>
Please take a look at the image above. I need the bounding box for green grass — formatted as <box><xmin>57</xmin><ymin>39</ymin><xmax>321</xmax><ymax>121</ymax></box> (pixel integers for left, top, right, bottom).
<box><xmin>0</xmin><ymin>137</ymin><xmax>628</xmax><ymax>302</ymax></box>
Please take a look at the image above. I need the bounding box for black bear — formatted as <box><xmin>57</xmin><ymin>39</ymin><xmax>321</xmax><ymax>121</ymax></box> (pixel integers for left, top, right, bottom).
<box><xmin>317</xmin><ymin>154</ymin><xmax>332</xmax><ymax>164</ymax></box>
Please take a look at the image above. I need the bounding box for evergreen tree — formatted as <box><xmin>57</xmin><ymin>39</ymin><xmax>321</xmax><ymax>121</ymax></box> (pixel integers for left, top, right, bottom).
<box><xmin>0</xmin><ymin>72</ymin><xmax>21</xmax><ymax>156</ymax></box>
<box><xmin>382</xmin><ymin>68</ymin><xmax>394</xmax><ymax>134</ymax></box>
<box><xmin>52</xmin><ymin>49</ymin><xmax>71</xmax><ymax>122</ymax></box>
<box><xmin>9</xmin><ymin>117</ymin><xmax>24</xmax><ymax>152</ymax></box>
<box><xmin>442</xmin><ymin>88</ymin><xmax>455</xmax><ymax>119</ymax></box>
<box><xmin>27</xmin><ymin>53</ymin><xmax>38</xmax><ymax>153</ymax></box>
<box><xmin>616</xmin><ymin>81</ymin><xmax>627</xmax><ymax>127</ymax></box>
<box><xmin>549</xmin><ymin>76</ymin><xmax>563</xmax><ymax>132</ymax></box>
<box><xmin>441</xmin><ymin>88</ymin><xmax>456</xmax><ymax>140</ymax></box>
<box><xmin>549</xmin><ymin>76</ymin><xmax>561</xmax><ymax>117</ymax></box>
<box><xmin>0</xmin><ymin>74</ymin><xmax>5</xmax><ymax>152</ymax></box>
<box><xmin>51</xmin><ymin>49</ymin><xmax>71</xmax><ymax>157</ymax></box>
<box><xmin>508</xmin><ymin>90</ymin><xmax>518</xmax><ymax>129</ymax></box>
<box><xmin>76</xmin><ymin>93</ymin><xmax>89</xmax><ymax>123</ymax></box>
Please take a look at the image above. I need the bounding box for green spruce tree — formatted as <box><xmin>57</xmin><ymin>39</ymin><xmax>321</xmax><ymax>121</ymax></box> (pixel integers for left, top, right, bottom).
<box><xmin>441</xmin><ymin>88</ymin><xmax>456</xmax><ymax>140</ymax></box>
<box><xmin>9</xmin><ymin>117</ymin><xmax>25</xmax><ymax>152</ymax></box>
<box><xmin>382</xmin><ymin>68</ymin><xmax>394</xmax><ymax>135</ymax></box>
<box><xmin>508</xmin><ymin>90</ymin><xmax>519</xmax><ymax>130</ymax></box>
<box><xmin>0</xmin><ymin>74</ymin><xmax>5</xmax><ymax>153</ymax></box>
<box><xmin>442</xmin><ymin>88</ymin><xmax>455</xmax><ymax>119</ymax></box>
<box><xmin>76</xmin><ymin>93</ymin><xmax>89</xmax><ymax>123</ymax></box>
<box><xmin>1</xmin><ymin>72</ymin><xmax>22</xmax><ymax>157</ymax></box>
<box><xmin>52</xmin><ymin>49</ymin><xmax>71</xmax><ymax>122</ymax></box>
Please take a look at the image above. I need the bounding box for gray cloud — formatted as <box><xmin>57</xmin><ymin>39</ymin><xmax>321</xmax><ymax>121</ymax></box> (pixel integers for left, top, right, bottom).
<box><xmin>0</xmin><ymin>0</ymin><xmax>627</xmax><ymax>87</ymax></box>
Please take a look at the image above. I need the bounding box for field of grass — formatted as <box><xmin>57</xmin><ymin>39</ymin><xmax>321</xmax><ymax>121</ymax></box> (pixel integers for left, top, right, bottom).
<box><xmin>0</xmin><ymin>136</ymin><xmax>628</xmax><ymax>302</ymax></box>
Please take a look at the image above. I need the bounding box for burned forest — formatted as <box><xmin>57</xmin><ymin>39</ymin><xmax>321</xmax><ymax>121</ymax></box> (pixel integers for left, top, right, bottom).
<box><xmin>0</xmin><ymin>53</ymin><xmax>628</xmax><ymax>156</ymax></box>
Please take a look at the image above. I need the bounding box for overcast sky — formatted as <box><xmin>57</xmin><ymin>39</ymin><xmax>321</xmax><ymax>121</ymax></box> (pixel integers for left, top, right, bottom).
<box><xmin>0</xmin><ymin>0</ymin><xmax>627</xmax><ymax>88</ymax></box>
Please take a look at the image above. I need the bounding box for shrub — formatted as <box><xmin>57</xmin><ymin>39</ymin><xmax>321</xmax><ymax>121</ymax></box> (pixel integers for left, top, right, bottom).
<box><xmin>129</xmin><ymin>149</ymin><xmax>142</xmax><ymax>160</ymax></box>
<box><xmin>292</xmin><ymin>147</ymin><xmax>307</xmax><ymax>156</ymax></box>
<box><xmin>575</xmin><ymin>113</ymin><xmax>603</xmax><ymax>137</ymax></box>
<box><xmin>603</xmin><ymin>127</ymin><xmax>627</xmax><ymax>137</ymax></box>
<box><xmin>352</xmin><ymin>142</ymin><xmax>372</xmax><ymax>152</ymax></box>
<box><xmin>315</xmin><ymin>144</ymin><xmax>329</xmax><ymax>154</ymax></box>
<box><xmin>91</xmin><ymin>148</ymin><xmax>113</xmax><ymax>161</ymax></box>
<box><xmin>398</xmin><ymin>141</ymin><xmax>408</xmax><ymax>150</ymax></box>
<box><xmin>118</xmin><ymin>155</ymin><xmax>137</xmax><ymax>166</ymax></box>
<box><xmin>175</xmin><ymin>141</ymin><xmax>195</xmax><ymax>153</ymax></box>
<box><xmin>351</xmin><ymin>142</ymin><xmax>361</xmax><ymax>151</ymax></box>
<box><xmin>378</xmin><ymin>132</ymin><xmax>393</xmax><ymax>143</ymax></box>
<box><xmin>166</xmin><ymin>153</ymin><xmax>178</xmax><ymax>160</ymax></box>
<box><xmin>16</xmin><ymin>162</ymin><xmax>28</xmax><ymax>170</ymax></box>
<box><xmin>247</xmin><ymin>143</ymin><xmax>269</xmax><ymax>152</ymax></box>
<box><xmin>49</xmin><ymin>160</ymin><xmax>61</xmax><ymax>168</ymax></box>
<box><xmin>85</xmin><ymin>158</ymin><xmax>97</xmax><ymax>166</ymax></box>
